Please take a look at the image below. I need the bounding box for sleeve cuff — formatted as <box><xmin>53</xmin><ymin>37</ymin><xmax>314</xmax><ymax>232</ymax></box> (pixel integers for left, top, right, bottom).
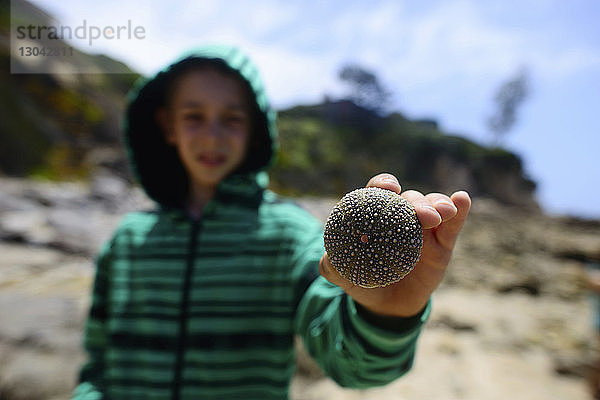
<box><xmin>353</xmin><ymin>298</ymin><xmax>431</xmax><ymax>333</ymax></box>
<box><xmin>346</xmin><ymin>295</ymin><xmax>431</xmax><ymax>353</ymax></box>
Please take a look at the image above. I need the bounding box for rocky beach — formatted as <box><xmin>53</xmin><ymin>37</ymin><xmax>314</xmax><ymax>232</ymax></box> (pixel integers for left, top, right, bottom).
<box><xmin>0</xmin><ymin>174</ymin><xmax>599</xmax><ymax>400</ymax></box>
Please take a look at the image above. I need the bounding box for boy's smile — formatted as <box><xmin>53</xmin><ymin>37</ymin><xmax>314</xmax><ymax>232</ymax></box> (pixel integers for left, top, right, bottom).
<box><xmin>197</xmin><ymin>152</ymin><xmax>227</xmax><ymax>167</ymax></box>
<box><xmin>161</xmin><ymin>69</ymin><xmax>251</xmax><ymax>199</ymax></box>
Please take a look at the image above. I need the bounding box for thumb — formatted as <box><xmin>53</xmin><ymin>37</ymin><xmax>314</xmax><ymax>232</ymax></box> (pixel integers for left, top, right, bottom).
<box><xmin>319</xmin><ymin>253</ymin><xmax>353</xmax><ymax>291</ymax></box>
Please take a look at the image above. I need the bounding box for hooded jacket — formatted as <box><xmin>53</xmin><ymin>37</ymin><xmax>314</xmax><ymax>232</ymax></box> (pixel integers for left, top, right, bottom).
<box><xmin>72</xmin><ymin>45</ymin><xmax>429</xmax><ymax>400</ymax></box>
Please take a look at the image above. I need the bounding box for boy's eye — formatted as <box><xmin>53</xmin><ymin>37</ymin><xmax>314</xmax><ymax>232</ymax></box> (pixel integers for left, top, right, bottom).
<box><xmin>224</xmin><ymin>114</ymin><xmax>247</xmax><ymax>125</ymax></box>
<box><xmin>183</xmin><ymin>112</ymin><xmax>204</xmax><ymax>121</ymax></box>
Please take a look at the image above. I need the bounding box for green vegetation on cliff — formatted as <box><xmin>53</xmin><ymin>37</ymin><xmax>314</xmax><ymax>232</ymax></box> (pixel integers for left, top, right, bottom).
<box><xmin>270</xmin><ymin>101</ymin><xmax>537</xmax><ymax>207</ymax></box>
<box><xmin>0</xmin><ymin>0</ymin><xmax>139</xmax><ymax>178</ymax></box>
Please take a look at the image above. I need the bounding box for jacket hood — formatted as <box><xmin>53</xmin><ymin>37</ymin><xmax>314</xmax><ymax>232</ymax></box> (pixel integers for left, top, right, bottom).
<box><xmin>124</xmin><ymin>45</ymin><xmax>278</xmax><ymax>208</ymax></box>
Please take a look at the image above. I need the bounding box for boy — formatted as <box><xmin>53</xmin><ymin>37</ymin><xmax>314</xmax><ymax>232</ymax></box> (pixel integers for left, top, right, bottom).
<box><xmin>72</xmin><ymin>45</ymin><xmax>471</xmax><ymax>399</ymax></box>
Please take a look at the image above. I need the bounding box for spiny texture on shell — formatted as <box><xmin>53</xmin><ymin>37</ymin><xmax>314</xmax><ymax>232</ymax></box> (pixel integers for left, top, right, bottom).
<box><xmin>323</xmin><ymin>187</ymin><xmax>423</xmax><ymax>288</ymax></box>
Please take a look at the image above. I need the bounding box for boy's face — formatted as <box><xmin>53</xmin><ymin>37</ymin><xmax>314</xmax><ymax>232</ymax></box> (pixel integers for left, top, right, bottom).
<box><xmin>162</xmin><ymin>69</ymin><xmax>251</xmax><ymax>191</ymax></box>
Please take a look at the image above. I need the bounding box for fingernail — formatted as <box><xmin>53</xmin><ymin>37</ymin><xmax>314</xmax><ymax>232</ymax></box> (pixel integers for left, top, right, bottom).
<box><xmin>436</xmin><ymin>201</ymin><xmax>457</xmax><ymax>212</ymax></box>
<box><xmin>380</xmin><ymin>177</ymin><xmax>397</xmax><ymax>184</ymax></box>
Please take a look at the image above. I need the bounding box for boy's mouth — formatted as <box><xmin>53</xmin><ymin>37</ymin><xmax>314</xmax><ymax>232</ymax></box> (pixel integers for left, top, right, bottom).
<box><xmin>197</xmin><ymin>153</ymin><xmax>227</xmax><ymax>167</ymax></box>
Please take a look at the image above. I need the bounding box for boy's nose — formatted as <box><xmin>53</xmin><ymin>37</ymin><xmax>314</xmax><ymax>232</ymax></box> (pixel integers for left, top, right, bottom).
<box><xmin>204</xmin><ymin>120</ymin><xmax>223</xmax><ymax>139</ymax></box>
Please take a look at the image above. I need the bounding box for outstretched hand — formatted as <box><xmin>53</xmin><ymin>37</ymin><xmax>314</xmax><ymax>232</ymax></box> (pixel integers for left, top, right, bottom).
<box><xmin>319</xmin><ymin>173</ymin><xmax>471</xmax><ymax>317</ymax></box>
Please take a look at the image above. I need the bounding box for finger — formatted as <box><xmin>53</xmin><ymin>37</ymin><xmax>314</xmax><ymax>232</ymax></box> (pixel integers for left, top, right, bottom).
<box><xmin>401</xmin><ymin>190</ymin><xmax>442</xmax><ymax>229</ymax></box>
<box><xmin>424</xmin><ymin>193</ymin><xmax>458</xmax><ymax>222</ymax></box>
<box><xmin>434</xmin><ymin>191</ymin><xmax>472</xmax><ymax>251</ymax></box>
<box><xmin>366</xmin><ymin>173</ymin><xmax>401</xmax><ymax>194</ymax></box>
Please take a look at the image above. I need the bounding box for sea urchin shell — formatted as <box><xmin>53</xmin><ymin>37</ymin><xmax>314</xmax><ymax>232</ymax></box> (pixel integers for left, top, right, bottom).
<box><xmin>323</xmin><ymin>187</ymin><xmax>423</xmax><ymax>288</ymax></box>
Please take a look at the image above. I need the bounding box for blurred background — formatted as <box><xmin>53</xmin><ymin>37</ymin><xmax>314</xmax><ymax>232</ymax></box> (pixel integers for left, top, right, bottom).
<box><xmin>1</xmin><ymin>1</ymin><xmax>599</xmax><ymax>399</ymax></box>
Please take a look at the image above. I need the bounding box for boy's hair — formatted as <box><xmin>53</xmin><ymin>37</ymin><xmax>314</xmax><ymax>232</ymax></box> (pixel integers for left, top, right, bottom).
<box><xmin>162</xmin><ymin>57</ymin><xmax>271</xmax><ymax>175</ymax></box>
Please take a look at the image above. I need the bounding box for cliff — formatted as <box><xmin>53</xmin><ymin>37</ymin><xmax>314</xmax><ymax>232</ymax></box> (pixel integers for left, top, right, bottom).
<box><xmin>272</xmin><ymin>100</ymin><xmax>538</xmax><ymax>209</ymax></box>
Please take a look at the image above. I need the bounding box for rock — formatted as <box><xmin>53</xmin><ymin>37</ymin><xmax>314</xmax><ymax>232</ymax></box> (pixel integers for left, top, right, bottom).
<box><xmin>46</xmin><ymin>207</ymin><xmax>112</xmax><ymax>255</ymax></box>
<box><xmin>0</xmin><ymin>210</ymin><xmax>52</xmax><ymax>244</ymax></box>
<box><xmin>429</xmin><ymin>314</ymin><xmax>478</xmax><ymax>332</ymax></box>
<box><xmin>89</xmin><ymin>172</ymin><xmax>129</xmax><ymax>208</ymax></box>
<box><xmin>0</xmin><ymin>177</ymin><xmax>153</xmax><ymax>255</ymax></box>
<box><xmin>0</xmin><ymin>189</ymin><xmax>39</xmax><ymax>212</ymax></box>
<box><xmin>496</xmin><ymin>276</ymin><xmax>542</xmax><ymax>296</ymax></box>
<box><xmin>21</xmin><ymin>181</ymin><xmax>89</xmax><ymax>210</ymax></box>
<box><xmin>0</xmin><ymin>244</ymin><xmax>91</xmax><ymax>400</ymax></box>
<box><xmin>0</xmin><ymin>348</ymin><xmax>83</xmax><ymax>400</ymax></box>
<box><xmin>553</xmin><ymin>352</ymin><xmax>594</xmax><ymax>378</ymax></box>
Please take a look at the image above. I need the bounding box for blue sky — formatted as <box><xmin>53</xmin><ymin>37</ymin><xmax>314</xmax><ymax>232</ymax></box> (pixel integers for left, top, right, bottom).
<box><xmin>25</xmin><ymin>0</ymin><xmax>600</xmax><ymax>218</ymax></box>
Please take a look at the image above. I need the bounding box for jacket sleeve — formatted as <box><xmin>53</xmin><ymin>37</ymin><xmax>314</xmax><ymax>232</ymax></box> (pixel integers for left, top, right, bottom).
<box><xmin>291</xmin><ymin>216</ymin><xmax>430</xmax><ymax>389</ymax></box>
<box><xmin>71</xmin><ymin>240</ymin><xmax>113</xmax><ymax>399</ymax></box>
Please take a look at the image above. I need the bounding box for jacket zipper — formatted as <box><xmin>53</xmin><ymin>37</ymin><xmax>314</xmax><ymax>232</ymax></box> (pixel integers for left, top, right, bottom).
<box><xmin>172</xmin><ymin>219</ymin><xmax>200</xmax><ymax>400</ymax></box>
